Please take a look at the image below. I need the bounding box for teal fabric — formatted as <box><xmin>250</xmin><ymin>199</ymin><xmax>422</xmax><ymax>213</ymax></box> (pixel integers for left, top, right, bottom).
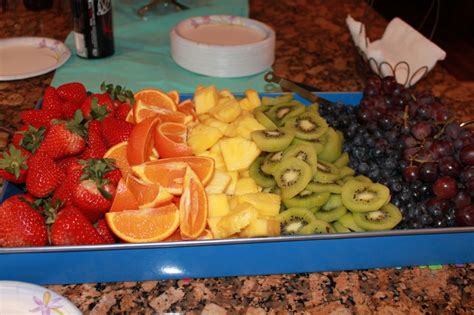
<box><xmin>52</xmin><ymin>0</ymin><xmax>272</xmax><ymax>93</ymax></box>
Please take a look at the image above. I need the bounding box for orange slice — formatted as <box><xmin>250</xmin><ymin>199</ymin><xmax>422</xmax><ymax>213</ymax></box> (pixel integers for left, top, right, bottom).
<box><xmin>154</xmin><ymin>122</ymin><xmax>193</xmax><ymax>158</ymax></box>
<box><xmin>110</xmin><ymin>178</ymin><xmax>139</xmax><ymax>212</ymax></box>
<box><xmin>126</xmin><ymin>174</ymin><xmax>173</xmax><ymax>209</ymax></box>
<box><xmin>134</xmin><ymin>88</ymin><xmax>177</xmax><ymax>112</ymax></box>
<box><xmin>164</xmin><ymin>228</ymin><xmax>213</xmax><ymax>241</ymax></box>
<box><xmin>125</xmin><ymin>110</ymin><xmax>135</xmax><ymax>124</ymax></box>
<box><xmin>177</xmin><ymin>99</ymin><xmax>197</xmax><ymax>121</ymax></box>
<box><xmin>104</xmin><ymin>141</ymin><xmax>131</xmax><ymax>178</ymax></box>
<box><xmin>105</xmin><ymin>203</ymin><xmax>180</xmax><ymax>243</ymax></box>
<box><xmin>127</xmin><ymin>116</ymin><xmax>161</xmax><ymax>166</ymax></box>
<box><xmin>167</xmin><ymin>90</ymin><xmax>180</xmax><ymax>105</ymax></box>
<box><xmin>179</xmin><ymin>167</ymin><xmax>208</xmax><ymax>240</ymax></box>
<box><xmin>133</xmin><ymin>100</ymin><xmax>192</xmax><ymax>125</ymax></box>
<box><xmin>132</xmin><ymin>161</ymin><xmax>188</xmax><ymax>195</ymax></box>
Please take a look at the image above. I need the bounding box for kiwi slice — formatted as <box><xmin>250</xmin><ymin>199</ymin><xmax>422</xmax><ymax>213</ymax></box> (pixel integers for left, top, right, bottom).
<box><xmin>291</xmin><ymin>137</ymin><xmax>325</xmax><ymax>154</ymax></box>
<box><xmin>251</xmin><ymin>128</ymin><xmax>295</xmax><ymax>152</ymax></box>
<box><xmin>249</xmin><ymin>156</ymin><xmax>276</xmax><ymax>188</ymax></box>
<box><xmin>261</xmin><ymin>151</ymin><xmax>284</xmax><ymax>175</ymax></box>
<box><xmin>284</xmin><ymin>112</ymin><xmax>328</xmax><ymax>140</ymax></box>
<box><xmin>333</xmin><ymin>152</ymin><xmax>350</xmax><ymax>168</ymax></box>
<box><xmin>267</xmin><ymin>102</ymin><xmax>306</xmax><ymax>126</ymax></box>
<box><xmin>341</xmin><ymin>180</ymin><xmax>390</xmax><ymax>212</ymax></box>
<box><xmin>337</xmin><ymin>213</ymin><xmax>365</xmax><ymax>232</ymax></box>
<box><xmin>314</xmin><ymin>205</ymin><xmax>347</xmax><ymax>223</ymax></box>
<box><xmin>282</xmin><ymin>190</ymin><xmax>330</xmax><ymax>209</ymax></box>
<box><xmin>306</xmin><ymin>181</ymin><xmax>342</xmax><ymax>194</ymax></box>
<box><xmin>352</xmin><ymin>203</ymin><xmax>402</xmax><ymax>231</ymax></box>
<box><xmin>321</xmin><ymin>194</ymin><xmax>343</xmax><ymax>210</ymax></box>
<box><xmin>254</xmin><ymin>109</ymin><xmax>278</xmax><ymax>129</ymax></box>
<box><xmin>273</xmin><ymin>157</ymin><xmax>313</xmax><ymax>199</ymax></box>
<box><xmin>262</xmin><ymin>186</ymin><xmax>281</xmax><ymax>194</ymax></box>
<box><xmin>277</xmin><ymin>207</ymin><xmax>317</xmax><ymax>235</ymax></box>
<box><xmin>282</xmin><ymin>143</ymin><xmax>318</xmax><ymax>175</ymax></box>
<box><xmin>313</xmin><ymin>161</ymin><xmax>341</xmax><ymax>183</ymax></box>
<box><xmin>299</xmin><ymin>220</ymin><xmax>335</xmax><ymax>234</ymax></box>
<box><xmin>333</xmin><ymin>221</ymin><xmax>351</xmax><ymax>233</ymax></box>
<box><xmin>305</xmin><ymin>103</ymin><xmax>319</xmax><ymax>113</ymax></box>
<box><xmin>318</xmin><ymin>127</ymin><xmax>343</xmax><ymax>163</ymax></box>
<box><xmin>262</xmin><ymin>94</ymin><xmax>294</xmax><ymax>106</ymax></box>
<box><xmin>339</xmin><ymin>166</ymin><xmax>355</xmax><ymax>178</ymax></box>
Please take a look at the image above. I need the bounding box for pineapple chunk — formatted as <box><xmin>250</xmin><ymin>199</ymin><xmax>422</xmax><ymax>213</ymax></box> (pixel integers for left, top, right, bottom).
<box><xmin>197</xmin><ymin>113</ymin><xmax>211</xmax><ymax>122</ymax></box>
<box><xmin>228</xmin><ymin>195</ymin><xmax>240</xmax><ymax>210</ymax></box>
<box><xmin>194</xmin><ymin>85</ymin><xmax>219</xmax><ymax>114</ymax></box>
<box><xmin>239</xmin><ymin>218</ymin><xmax>280</xmax><ymax>237</ymax></box>
<box><xmin>224</xmin><ymin>171</ymin><xmax>239</xmax><ymax>195</ymax></box>
<box><xmin>207</xmin><ymin>193</ymin><xmax>231</xmax><ymax>217</ymax></box>
<box><xmin>207</xmin><ymin>217</ymin><xmax>229</xmax><ymax>239</ymax></box>
<box><xmin>238</xmin><ymin>192</ymin><xmax>281</xmax><ymax>217</ymax></box>
<box><xmin>217</xmin><ymin>202</ymin><xmax>259</xmax><ymax>235</ymax></box>
<box><xmin>219</xmin><ymin>137</ymin><xmax>261</xmax><ymax>171</ymax></box>
<box><xmin>188</xmin><ymin>123</ymin><xmax>223</xmax><ymax>154</ymax></box>
<box><xmin>209</xmin><ymin>97</ymin><xmax>242</xmax><ymax>123</ymax></box>
<box><xmin>198</xmin><ymin>150</ymin><xmax>227</xmax><ymax>172</ymax></box>
<box><xmin>202</xmin><ymin>117</ymin><xmax>229</xmax><ymax>134</ymax></box>
<box><xmin>238</xmin><ymin>97</ymin><xmax>253</xmax><ymax>111</ymax></box>
<box><xmin>219</xmin><ymin>89</ymin><xmax>235</xmax><ymax>99</ymax></box>
<box><xmin>234</xmin><ymin>177</ymin><xmax>259</xmax><ymax>195</ymax></box>
<box><xmin>205</xmin><ymin>170</ymin><xmax>232</xmax><ymax>194</ymax></box>
<box><xmin>239</xmin><ymin>170</ymin><xmax>250</xmax><ymax>178</ymax></box>
<box><xmin>244</xmin><ymin>89</ymin><xmax>262</xmax><ymax>110</ymax></box>
<box><xmin>235</xmin><ymin>116</ymin><xmax>265</xmax><ymax>140</ymax></box>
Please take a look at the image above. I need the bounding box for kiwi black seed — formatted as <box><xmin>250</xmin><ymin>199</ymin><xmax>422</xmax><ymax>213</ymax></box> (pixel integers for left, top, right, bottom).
<box><xmin>272</xmin><ymin>157</ymin><xmax>313</xmax><ymax>199</ymax></box>
<box><xmin>249</xmin><ymin>156</ymin><xmax>276</xmax><ymax>188</ymax></box>
<box><xmin>313</xmin><ymin>161</ymin><xmax>341</xmax><ymax>183</ymax></box>
<box><xmin>251</xmin><ymin>128</ymin><xmax>295</xmax><ymax>152</ymax></box>
<box><xmin>341</xmin><ymin>180</ymin><xmax>390</xmax><ymax>212</ymax></box>
<box><xmin>276</xmin><ymin>207</ymin><xmax>317</xmax><ymax>235</ymax></box>
<box><xmin>299</xmin><ymin>220</ymin><xmax>335</xmax><ymax>234</ymax></box>
<box><xmin>267</xmin><ymin>102</ymin><xmax>306</xmax><ymax>126</ymax></box>
<box><xmin>306</xmin><ymin>181</ymin><xmax>342</xmax><ymax>194</ymax></box>
<box><xmin>318</xmin><ymin>127</ymin><xmax>343</xmax><ymax>163</ymax></box>
<box><xmin>352</xmin><ymin>203</ymin><xmax>402</xmax><ymax>231</ymax></box>
<box><xmin>337</xmin><ymin>213</ymin><xmax>365</xmax><ymax>232</ymax></box>
<box><xmin>333</xmin><ymin>152</ymin><xmax>350</xmax><ymax>168</ymax></box>
<box><xmin>282</xmin><ymin>190</ymin><xmax>330</xmax><ymax>209</ymax></box>
<box><xmin>261</xmin><ymin>151</ymin><xmax>284</xmax><ymax>175</ymax></box>
<box><xmin>284</xmin><ymin>112</ymin><xmax>328</xmax><ymax>140</ymax></box>
<box><xmin>282</xmin><ymin>143</ymin><xmax>318</xmax><ymax>175</ymax></box>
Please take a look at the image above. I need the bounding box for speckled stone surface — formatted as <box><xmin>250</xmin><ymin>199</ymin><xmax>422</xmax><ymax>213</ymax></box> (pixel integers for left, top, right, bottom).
<box><xmin>1</xmin><ymin>1</ymin><xmax>473</xmax><ymax>313</ymax></box>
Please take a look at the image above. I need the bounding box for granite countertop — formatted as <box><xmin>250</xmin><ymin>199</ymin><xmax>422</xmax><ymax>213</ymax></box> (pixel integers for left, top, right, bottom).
<box><xmin>1</xmin><ymin>0</ymin><xmax>473</xmax><ymax>313</ymax></box>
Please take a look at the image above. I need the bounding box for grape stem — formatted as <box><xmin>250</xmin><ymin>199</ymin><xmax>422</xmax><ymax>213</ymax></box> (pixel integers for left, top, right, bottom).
<box><xmin>433</xmin><ymin>117</ymin><xmax>455</xmax><ymax>139</ymax></box>
<box><xmin>403</xmin><ymin>105</ymin><xmax>409</xmax><ymax>129</ymax></box>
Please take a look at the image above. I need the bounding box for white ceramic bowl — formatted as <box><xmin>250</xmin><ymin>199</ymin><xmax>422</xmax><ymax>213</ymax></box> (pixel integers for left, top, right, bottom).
<box><xmin>170</xmin><ymin>15</ymin><xmax>275</xmax><ymax>78</ymax></box>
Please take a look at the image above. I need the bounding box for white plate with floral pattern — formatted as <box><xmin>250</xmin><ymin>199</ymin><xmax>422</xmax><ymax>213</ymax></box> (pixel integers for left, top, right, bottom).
<box><xmin>0</xmin><ymin>37</ymin><xmax>71</xmax><ymax>81</ymax></box>
<box><xmin>0</xmin><ymin>281</ymin><xmax>82</xmax><ymax>314</ymax></box>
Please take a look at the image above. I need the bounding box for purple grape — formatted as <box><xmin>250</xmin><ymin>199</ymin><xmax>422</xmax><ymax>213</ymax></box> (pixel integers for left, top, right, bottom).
<box><xmin>453</xmin><ymin>190</ymin><xmax>471</xmax><ymax>210</ymax></box>
<box><xmin>432</xmin><ymin>176</ymin><xmax>458</xmax><ymax>200</ymax></box>
<box><xmin>411</xmin><ymin>121</ymin><xmax>433</xmax><ymax>140</ymax></box>
<box><xmin>460</xmin><ymin>144</ymin><xmax>474</xmax><ymax>166</ymax></box>
<box><xmin>438</xmin><ymin>156</ymin><xmax>461</xmax><ymax>177</ymax></box>
<box><xmin>445</xmin><ymin>122</ymin><xmax>462</xmax><ymax>139</ymax></box>
<box><xmin>403</xmin><ymin>165</ymin><xmax>419</xmax><ymax>182</ymax></box>
<box><xmin>456</xmin><ymin>205</ymin><xmax>474</xmax><ymax>227</ymax></box>
<box><xmin>431</xmin><ymin>140</ymin><xmax>453</xmax><ymax>157</ymax></box>
<box><xmin>419</xmin><ymin>162</ymin><xmax>438</xmax><ymax>182</ymax></box>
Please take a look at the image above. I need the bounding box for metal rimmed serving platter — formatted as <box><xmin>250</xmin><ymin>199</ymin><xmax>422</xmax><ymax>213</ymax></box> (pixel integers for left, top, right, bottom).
<box><xmin>1</xmin><ymin>92</ymin><xmax>473</xmax><ymax>285</ymax></box>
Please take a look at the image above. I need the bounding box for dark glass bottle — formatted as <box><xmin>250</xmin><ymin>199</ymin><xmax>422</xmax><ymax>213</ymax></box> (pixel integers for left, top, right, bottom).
<box><xmin>70</xmin><ymin>0</ymin><xmax>114</xmax><ymax>58</ymax></box>
<box><xmin>23</xmin><ymin>0</ymin><xmax>53</xmax><ymax>11</ymax></box>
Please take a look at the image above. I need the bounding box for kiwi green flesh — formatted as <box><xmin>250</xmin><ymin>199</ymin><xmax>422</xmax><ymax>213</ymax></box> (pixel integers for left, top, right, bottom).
<box><xmin>282</xmin><ymin>143</ymin><xmax>318</xmax><ymax>175</ymax></box>
<box><xmin>306</xmin><ymin>181</ymin><xmax>342</xmax><ymax>194</ymax></box>
<box><xmin>262</xmin><ymin>94</ymin><xmax>293</xmax><ymax>106</ymax></box>
<box><xmin>339</xmin><ymin>166</ymin><xmax>355</xmax><ymax>178</ymax></box>
<box><xmin>277</xmin><ymin>207</ymin><xmax>316</xmax><ymax>235</ymax></box>
<box><xmin>341</xmin><ymin>180</ymin><xmax>390</xmax><ymax>212</ymax></box>
<box><xmin>284</xmin><ymin>112</ymin><xmax>329</xmax><ymax>140</ymax></box>
<box><xmin>333</xmin><ymin>221</ymin><xmax>351</xmax><ymax>233</ymax></box>
<box><xmin>261</xmin><ymin>151</ymin><xmax>284</xmax><ymax>175</ymax></box>
<box><xmin>291</xmin><ymin>137</ymin><xmax>325</xmax><ymax>154</ymax></box>
<box><xmin>305</xmin><ymin>103</ymin><xmax>319</xmax><ymax>113</ymax></box>
<box><xmin>251</xmin><ymin>128</ymin><xmax>295</xmax><ymax>152</ymax></box>
<box><xmin>273</xmin><ymin>157</ymin><xmax>313</xmax><ymax>199</ymax></box>
<box><xmin>254</xmin><ymin>110</ymin><xmax>278</xmax><ymax>129</ymax></box>
<box><xmin>322</xmin><ymin>194</ymin><xmax>343</xmax><ymax>211</ymax></box>
<box><xmin>249</xmin><ymin>156</ymin><xmax>276</xmax><ymax>188</ymax></box>
<box><xmin>299</xmin><ymin>220</ymin><xmax>335</xmax><ymax>234</ymax></box>
<box><xmin>282</xmin><ymin>190</ymin><xmax>330</xmax><ymax>209</ymax></box>
<box><xmin>338</xmin><ymin>213</ymin><xmax>365</xmax><ymax>232</ymax></box>
<box><xmin>267</xmin><ymin>103</ymin><xmax>305</xmax><ymax>126</ymax></box>
<box><xmin>318</xmin><ymin>127</ymin><xmax>343</xmax><ymax>163</ymax></box>
<box><xmin>352</xmin><ymin>203</ymin><xmax>402</xmax><ymax>231</ymax></box>
<box><xmin>314</xmin><ymin>205</ymin><xmax>347</xmax><ymax>223</ymax></box>
<box><xmin>314</xmin><ymin>161</ymin><xmax>341</xmax><ymax>183</ymax></box>
<box><xmin>334</xmin><ymin>152</ymin><xmax>350</xmax><ymax>168</ymax></box>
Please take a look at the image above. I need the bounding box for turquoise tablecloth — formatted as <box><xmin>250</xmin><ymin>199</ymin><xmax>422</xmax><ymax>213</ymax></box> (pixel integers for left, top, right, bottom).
<box><xmin>52</xmin><ymin>0</ymin><xmax>272</xmax><ymax>93</ymax></box>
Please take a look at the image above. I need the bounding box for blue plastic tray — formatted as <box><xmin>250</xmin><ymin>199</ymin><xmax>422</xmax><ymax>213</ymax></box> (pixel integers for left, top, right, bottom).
<box><xmin>1</xmin><ymin>92</ymin><xmax>473</xmax><ymax>285</ymax></box>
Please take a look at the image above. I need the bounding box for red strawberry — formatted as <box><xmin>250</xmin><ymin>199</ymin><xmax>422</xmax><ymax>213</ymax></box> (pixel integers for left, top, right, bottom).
<box><xmin>81</xmin><ymin>93</ymin><xmax>115</xmax><ymax>119</ymax></box>
<box><xmin>36</xmin><ymin>111</ymin><xmax>87</xmax><ymax>160</ymax></box>
<box><xmin>12</xmin><ymin>125</ymin><xmax>46</xmax><ymax>154</ymax></box>
<box><xmin>0</xmin><ymin>145</ymin><xmax>29</xmax><ymax>184</ymax></box>
<box><xmin>79</xmin><ymin>120</ymin><xmax>108</xmax><ymax>159</ymax></box>
<box><xmin>50</xmin><ymin>206</ymin><xmax>106</xmax><ymax>246</ymax></box>
<box><xmin>100</xmin><ymin>116</ymin><xmax>133</xmax><ymax>148</ymax></box>
<box><xmin>57</xmin><ymin>82</ymin><xmax>87</xmax><ymax>104</ymax></box>
<box><xmin>42</xmin><ymin>86</ymin><xmax>64</xmax><ymax>116</ymax></box>
<box><xmin>100</xmin><ymin>82</ymin><xmax>135</xmax><ymax>109</ymax></box>
<box><xmin>52</xmin><ymin>164</ymin><xmax>83</xmax><ymax>207</ymax></box>
<box><xmin>62</xmin><ymin>101</ymin><xmax>82</xmax><ymax>120</ymax></box>
<box><xmin>26</xmin><ymin>152</ymin><xmax>65</xmax><ymax>197</ymax></box>
<box><xmin>104</xmin><ymin>168</ymin><xmax>122</xmax><ymax>186</ymax></box>
<box><xmin>115</xmin><ymin>103</ymin><xmax>132</xmax><ymax>121</ymax></box>
<box><xmin>95</xmin><ymin>219</ymin><xmax>116</xmax><ymax>244</ymax></box>
<box><xmin>57</xmin><ymin>156</ymin><xmax>80</xmax><ymax>174</ymax></box>
<box><xmin>20</xmin><ymin>109</ymin><xmax>57</xmax><ymax>129</ymax></box>
<box><xmin>0</xmin><ymin>194</ymin><xmax>48</xmax><ymax>247</ymax></box>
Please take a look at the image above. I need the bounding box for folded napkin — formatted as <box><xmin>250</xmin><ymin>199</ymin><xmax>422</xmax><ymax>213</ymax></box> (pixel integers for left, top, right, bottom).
<box><xmin>53</xmin><ymin>0</ymin><xmax>271</xmax><ymax>93</ymax></box>
<box><xmin>346</xmin><ymin>15</ymin><xmax>446</xmax><ymax>87</ymax></box>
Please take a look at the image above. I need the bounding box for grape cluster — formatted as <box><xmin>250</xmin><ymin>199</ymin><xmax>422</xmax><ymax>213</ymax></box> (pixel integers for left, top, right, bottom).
<box><xmin>318</xmin><ymin>75</ymin><xmax>474</xmax><ymax>229</ymax></box>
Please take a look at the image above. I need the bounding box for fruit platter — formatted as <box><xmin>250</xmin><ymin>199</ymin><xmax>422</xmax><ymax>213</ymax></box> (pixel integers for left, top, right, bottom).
<box><xmin>0</xmin><ymin>77</ymin><xmax>473</xmax><ymax>285</ymax></box>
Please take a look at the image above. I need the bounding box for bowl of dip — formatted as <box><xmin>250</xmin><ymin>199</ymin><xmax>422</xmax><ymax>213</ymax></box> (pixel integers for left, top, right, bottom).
<box><xmin>170</xmin><ymin>15</ymin><xmax>275</xmax><ymax>78</ymax></box>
